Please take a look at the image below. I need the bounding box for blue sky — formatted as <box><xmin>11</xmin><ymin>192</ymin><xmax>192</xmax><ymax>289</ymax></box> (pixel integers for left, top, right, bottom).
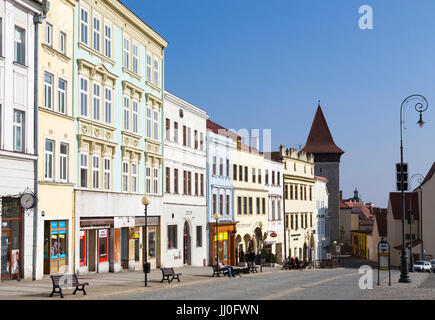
<box><xmin>124</xmin><ymin>0</ymin><xmax>435</xmax><ymax>207</ymax></box>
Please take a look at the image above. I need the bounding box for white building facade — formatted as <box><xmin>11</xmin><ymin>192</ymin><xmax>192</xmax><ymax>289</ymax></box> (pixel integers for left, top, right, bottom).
<box><xmin>264</xmin><ymin>157</ymin><xmax>284</xmax><ymax>263</ymax></box>
<box><xmin>0</xmin><ymin>0</ymin><xmax>45</xmax><ymax>281</ymax></box>
<box><xmin>162</xmin><ymin>91</ymin><xmax>208</xmax><ymax>267</ymax></box>
<box><xmin>315</xmin><ymin>176</ymin><xmax>330</xmax><ymax>260</ymax></box>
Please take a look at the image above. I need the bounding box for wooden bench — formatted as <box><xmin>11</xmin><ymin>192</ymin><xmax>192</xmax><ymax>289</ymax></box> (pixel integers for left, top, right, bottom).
<box><xmin>160</xmin><ymin>267</ymin><xmax>182</xmax><ymax>283</ymax></box>
<box><xmin>49</xmin><ymin>274</ymin><xmax>89</xmax><ymax>298</ymax></box>
<box><xmin>212</xmin><ymin>265</ymin><xmax>229</xmax><ymax>277</ymax></box>
<box><xmin>247</xmin><ymin>261</ymin><xmax>258</xmax><ymax>273</ymax></box>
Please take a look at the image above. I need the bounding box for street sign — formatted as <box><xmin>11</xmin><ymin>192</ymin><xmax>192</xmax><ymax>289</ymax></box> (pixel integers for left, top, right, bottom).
<box><xmin>335</xmin><ymin>245</ymin><xmax>341</xmax><ymax>253</ymax></box>
<box><xmin>396</xmin><ymin>163</ymin><xmax>409</xmax><ymax>191</ymax></box>
<box><xmin>377</xmin><ymin>239</ymin><xmax>391</xmax><ymax>286</ymax></box>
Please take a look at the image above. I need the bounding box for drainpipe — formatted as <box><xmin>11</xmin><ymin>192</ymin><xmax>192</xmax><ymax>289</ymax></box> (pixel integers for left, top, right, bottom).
<box><xmin>32</xmin><ymin>1</ymin><xmax>49</xmax><ymax>281</ymax></box>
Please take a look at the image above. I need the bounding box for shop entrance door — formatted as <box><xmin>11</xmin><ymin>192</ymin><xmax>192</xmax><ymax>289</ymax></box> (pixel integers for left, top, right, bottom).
<box><xmin>1</xmin><ymin>230</ymin><xmax>11</xmax><ymax>280</ymax></box>
<box><xmin>183</xmin><ymin>222</ymin><xmax>191</xmax><ymax>265</ymax></box>
<box><xmin>88</xmin><ymin>230</ymin><xmax>96</xmax><ymax>272</ymax></box>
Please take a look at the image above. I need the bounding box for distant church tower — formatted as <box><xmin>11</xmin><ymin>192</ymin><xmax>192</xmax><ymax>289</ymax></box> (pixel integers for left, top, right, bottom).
<box><xmin>302</xmin><ymin>103</ymin><xmax>344</xmax><ymax>242</ymax></box>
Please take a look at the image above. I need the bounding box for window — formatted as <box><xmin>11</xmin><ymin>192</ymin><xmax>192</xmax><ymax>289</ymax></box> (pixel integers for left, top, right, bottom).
<box><xmin>244</xmin><ymin>167</ymin><xmax>248</xmax><ymax>182</ymax></box>
<box><xmin>153</xmin><ymin>58</ymin><xmax>159</xmax><ymax>86</ymax></box>
<box><xmin>226</xmin><ymin>159</ymin><xmax>230</xmax><ymax>177</ymax></box>
<box><xmin>196</xmin><ymin>226</ymin><xmax>202</xmax><ymax>247</ymax></box>
<box><xmin>104</xmin><ymin>158</ymin><xmax>111</xmax><ymax>190</ymax></box>
<box><xmin>93</xmin><ymin>16</ymin><xmax>100</xmax><ymax>52</ymax></box>
<box><xmin>45</xmin><ymin>22</ymin><xmax>53</xmax><ymax>47</ymax></box>
<box><xmin>256</xmin><ymin>198</ymin><xmax>260</xmax><ymax>214</ymax></box>
<box><xmin>174</xmin><ymin>168</ymin><xmax>179</xmax><ymax>194</ymax></box>
<box><xmin>194</xmin><ymin>130</ymin><xmax>198</xmax><ymax>149</ymax></box>
<box><xmin>93</xmin><ymin>83</ymin><xmax>100</xmax><ymax>121</ymax></box>
<box><xmin>165</xmin><ymin>167</ymin><xmax>170</xmax><ymax>193</ymax></box>
<box><xmin>277</xmin><ymin>172</ymin><xmax>281</xmax><ymax>186</ymax></box>
<box><xmin>258</xmin><ymin>169</ymin><xmax>262</xmax><ymax>184</ymax></box>
<box><xmin>226</xmin><ymin>195</ymin><xmax>230</xmax><ymax>216</ymax></box>
<box><xmin>200</xmin><ymin>133</ymin><xmax>204</xmax><ymax>151</ymax></box>
<box><xmin>80</xmin><ymin>8</ymin><xmax>89</xmax><ymax>45</ymax></box>
<box><xmin>132</xmin><ymin>43</ymin><xmax>138</xmax><ymax>74</ymax></box>
<box><xmin>13</xmin><ymin>110</ymin><xmax>24</xmax><ymax>152</ymax></box>
<box><xmin>220</xmin><ymin>158</ymin><xmax>223</xmax><ymax>176</ymax></box>
<box><xmin>183</xmin><ymin>125</ymin><xmax>187</xmax><ymax>146</ymax></box>
<box><xmin>44</xmin><ymin>73</ymin><xmax>53</xmax><ymax>109</ymax></box>
<box><xmin>213</xmin><ymin>194</ymin><xmax>217</xmax><ymax>214</ymax></box>
<box><xmin>187</xmin><ymin>127</ymin><xmax>191</xmax><ymax>147</ymax></box>
<box><xmin>80</xmin><ymin>78</ymin><xmax>88</xmax><ymax>116</ymax></box>
<box><xmin>146</xmin><ymin>107</ymin><xmax>152</xmax><ymax>138</ymax></box>
<box><xmin>146</xmin><ymin>166</ymin><xmax>151</xmax><ymax>194</ymax></box>
<box><xmin>104</xmin><ymin>24</ymin><xmax>112</xmax><ymax>58</ymax></box>
<box><xmin>195</xmin><ymin>173</ymin><xmax>198</xmax><ymax>196</ymax></box>
<box><xmin>262</xmin><ymin>198</ymin><xmax>266</xmax><ymax>214</ymax></box>
<box><xmin>309</xmin><ymin>187</ymin><xmax>312</xmax><ymax>201</ymax></box>
<box><xmin>14</xmin><ymin>26</ymin><xmax>25</xmax><ymax>64</ymax></box>
<box><xmin>200</xmin><ymin>174</ymin><xmax>204</xmax><ymax>196</ymax></box>
<box><xmin>272</xmin><ymin>200</ymin><xmax>276</xmax><ymax>221</ymax></box>
<box><xmin>59</xmin><ymin>143</ymin><xmax>68</xmax><ymax>182</ymax></box>
<box><xmin>213</xmin><ymin>157</ymin><xmax>216</xmax><ymax>175</ymax></box>
<box><xmin>104</xmin><ymin>88</ymin><xmax>112</xmax><ymax>124</ymax></box>
<box><xmin>173</xmin><ymin>121</ymin><xmax>178</xmax><ymax>143</ymax></box>
<box><xmin>132</xmin><ymin>100</ymin><xmax>138</xmax><ymax>133</ymax></box>
<box><xmin>58</xmin><ymin>79</ymin><xmax>67</xmax><ymax>114</ymax></box>
<box><xmin>239</xmin><ymin>165</ymin><xmax>243</xmax><ymax>181</ymax></box>
<box><xmin>122</xmin><ymin>162</ymin><xmax>129</xmax><ymax>192</ymax></box>
<box><xmin>219</xmin><ymin>194</ymin><xmax>223</xmax><ymax>214</ymax></box>
<box><xmin>153</xmin><ymin>110</ymin><xmax>159</xmax><ymax>140</ymax></box>
<box><xmin>277</xmin><ymin>200</ymin><xmax>281</xmax><ymax>220</ymax></box>
<box><xmin>123</xmin><ymin>96</ymin><xmax>130</xmax><ymax>130</ymax></box>
<box><xmin>165</xmin><ymin>118</ymin><xmax>170</xmax><ymax>141</ymax></box>
<box><xmin>285</xmin><ymin>185</ymin><xmax>289</xmax><ymax>200</ymax></box>
<box><xmin>123</xmin><ymin>37</ymin><xmax>129</xmax><ymax>69</ymax></box>
<box><xmin>132</xmin><ymin>163</ymin><xmax>137</xmax><ymax>193</ymax></box>
<box><xmin>168</xmin><ymin>225</ymin><xmax>177</xmax><ymax>249</ymax></box>
<box><xmin>59</xmin><ymin>31</ymin><xmax>66</xmax><ymax>55</ymax></box>
<box><xmin>252</xmin><ymin>168</ymin><xmax>256</xmax><ymax>183</ymax></box>
<box><xmin>153</xmin><ymin>168</ymin><xmax>159</xmax><ymax>194</ymax></box>
<box><xmin>146</xmin><ymin>54</ymin><xmax>152</xmax><ymax>81</ymax></box>
<box><xmin>92</xmin><ymin>155</ymin><xmax>100</xmax><ymax>189</ymax></box>
<box><xmin>265</xmin><ymin>170</ymin><xmax>269</xmax><ymax>185</ymax></box>
<box><xmin>249</xmin><ymin>197</ymin><xmax>253</xmax><ymax>215</ymax></box>
<box><xmin>272</xmin><ymin>171</ymin><xmax>275</xmax><ymax>185</ymax></box>
<box><xmin>187</xmin><ymin>171</ymin><xmax>192</xmax><ymax>195</ymax></box>
<box><xmin>80</xmin><ymin>153</ymin><xmax>88</xmax><ymax>188</ymax></box>
<box><xmin>98</xmin><ymin>229</ymin><xmax>108</xmax><ymax>262</ymax></box>
<box><xmin>44</xmin><ymin>139</ymin><xmax>54</xmax><ymax>181</ymax></box>
<box><xmin>243</xmin><ymin>197</ymin><xmax>247</xmax><ymax>215</ymax></box>
<box><xmin>233</xmin><ymin>164</ymin><xmax>237</xmax><ymax>180</ymax></box>
<box><xmin>290</xmin><ymin>185</ymin><xmax>294</xmax><ymax>200</ymax></box>
<box><xmin>237</xmin><ymin>197</ymin><xmax>242</xmax><ymax>215</ymax></box>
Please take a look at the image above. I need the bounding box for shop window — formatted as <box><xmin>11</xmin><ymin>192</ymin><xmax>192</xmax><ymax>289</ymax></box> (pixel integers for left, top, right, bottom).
<box><xmin>98</xmin><ymin>229</ymin><xmax>108</xmax><ymax>262</ymax></box>
<box><xmin>168</xmin><ymin>225</ymin><xmax>177</xmax><ymax>249</ymax></box>
<box><xmin>49</xmin><ymin>221</ymin><xmax>67</xmax><ymax>260</ymax></box>
<box><xmin>148</xmin><ymin>231</ymin><xmax>156</xmax><ymax>258</ymax></box>
<box><xmin>196</xmin><ymin>226</ymin><xmax>202</xmax><ymax>247</ymax></box>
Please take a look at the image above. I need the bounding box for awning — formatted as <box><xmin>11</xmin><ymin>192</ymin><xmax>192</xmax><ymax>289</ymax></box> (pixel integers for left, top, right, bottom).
<box><xmin>80</xmin><ymin>218</ymin><xmax>114</xmax><ymax>228</ymax></box>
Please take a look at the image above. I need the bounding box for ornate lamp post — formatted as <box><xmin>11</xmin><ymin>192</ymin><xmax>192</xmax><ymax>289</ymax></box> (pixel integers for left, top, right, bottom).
<box><xmin>213</xmin><ymin>213</ymin><xmax>220</xmax><ymax>267</ymax></box>
<box><xmin>398</xmin><ymin>95</ymin><xmax>429</xmax><ymax>283</ymax></box>
<box><xmin>141</xmin><ymin>196</ymin><xmax>150</xmax><ymax>287</ymax></box>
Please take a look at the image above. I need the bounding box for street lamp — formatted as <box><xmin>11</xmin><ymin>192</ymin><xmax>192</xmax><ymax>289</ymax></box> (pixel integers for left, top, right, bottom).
<box><xmin>213</xmin><ymin>213</ymin><xmax>220</xmax><ymax>268</ymax></box>
<box><xmin>141</xmin><ymin>195</ymin><xmax>151</xmax><ymax>287</ymax></box>
<box><xmin>398</xmin><ymin>95</ymin><xmax>429</xmax><ymax>283</ymax></box>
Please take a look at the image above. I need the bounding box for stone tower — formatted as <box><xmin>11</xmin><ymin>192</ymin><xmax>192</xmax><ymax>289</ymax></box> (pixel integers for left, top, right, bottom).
<box><xmin>302</xmin><ymin>104</ymin><xmax>344</xmax><ymax>242</ymax></box>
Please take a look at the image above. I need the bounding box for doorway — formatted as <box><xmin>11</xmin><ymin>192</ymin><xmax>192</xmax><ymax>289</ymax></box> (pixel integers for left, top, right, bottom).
<box><xmin>183</xmin><ymin>222</ymin><xmax>191</xmax><ymax>265</ymax></box>
<box><xmin>88</xmin><ymin>230</ymin><xmax>96</xmax><ymax>272</ymax></box>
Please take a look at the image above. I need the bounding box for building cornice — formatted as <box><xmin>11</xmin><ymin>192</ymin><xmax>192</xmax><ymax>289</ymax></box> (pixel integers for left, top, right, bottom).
<box><xmin>164</xmin><ymin>91</ymin><xmax>209</xmax><ymax>120</ymax></box>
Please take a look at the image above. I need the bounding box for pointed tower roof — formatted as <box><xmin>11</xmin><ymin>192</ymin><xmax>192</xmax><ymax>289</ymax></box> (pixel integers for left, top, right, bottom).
<box><xmin>302</xmin><ymin>104</ymin><xmax>344</xmax><ymax>154</ymax></box>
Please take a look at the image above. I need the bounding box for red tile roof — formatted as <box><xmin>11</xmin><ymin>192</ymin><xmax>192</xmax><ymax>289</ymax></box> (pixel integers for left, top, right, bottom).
<box><xmin>302</xmin><ymin>105</ymin><xmax>344</xmax><ymax>155</ymax></box>
<box><xmin>206</xmin><ymin>120</ymin><xmax>239</xmax><ymax>139</ymax></box>
<box><xmin>389</xmin><ymin>192</ymin><xmax>419</xmax><ymax>220</ymax></box>
<box><xmin>345</xmin><ymin>201</ymin><xmax>374</xmax><ymax>220</ymax></box>
<box><xmin>421</xmin><ymin>162</ymin><xmax>435</xmax><ymax>187</ymax></box>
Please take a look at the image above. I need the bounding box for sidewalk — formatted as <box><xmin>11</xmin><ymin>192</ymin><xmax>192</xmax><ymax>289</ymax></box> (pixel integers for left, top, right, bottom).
<box><xmin>0</xmin><ymin>266</ymin><xmax>280</xmax><ymax>300</ymax></box>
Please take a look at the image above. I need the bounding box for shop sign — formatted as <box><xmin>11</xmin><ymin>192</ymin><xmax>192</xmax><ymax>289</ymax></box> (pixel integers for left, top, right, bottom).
<box><xmin>270</xmin><ymin>232</ymin><xmax>277</xmax><ymax>238</ymax></box>
<box><xmin>214</xmin><ymin>232</ymin><xmax>228</xmax><ymax>241</ymax></box>
<box><xmin>99</xmin><ymin>229</ymin><xmax>107</xmax><ymax>238</ymax></box>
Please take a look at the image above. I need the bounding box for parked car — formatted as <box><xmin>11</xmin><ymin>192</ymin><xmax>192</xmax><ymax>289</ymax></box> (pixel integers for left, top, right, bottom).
<box><xmin>430</xmin><ymin>260</ymin><xmax>435</xmax><ymax>272</ymax></box>
<box><xmin>414</xmin><ymin>261</ymin><xmax>432</xmax><ymax>272</ymax></box>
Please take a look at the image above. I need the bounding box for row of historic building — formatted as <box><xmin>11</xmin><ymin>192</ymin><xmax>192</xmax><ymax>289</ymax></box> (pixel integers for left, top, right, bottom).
<box><xmin>0</xmin><ymin>0</ymin><xmax>345</xmax><ymax>281</ymax></box>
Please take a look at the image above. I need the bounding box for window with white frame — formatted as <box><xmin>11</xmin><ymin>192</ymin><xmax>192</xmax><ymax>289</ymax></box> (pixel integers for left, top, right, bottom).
<box><xmin>104</xmin><ymin>24</ymin><xmax>112</xmax><ymax>58</ymax></box>
<box><xmin>92</xmin><ymin>155</ymin><xmax>100</xmax><ymax>189</ymax></box>
<box><xmin>122</xmin><ymin>161</ymin><xmax>129</xmax><ymax>192</ymax></box>
<box><xmin>153</xmin><ymin>168</ymin><xmax>159</xmax><ymax>195</ymax></box>
<box><xmin>13</xmin><ymin>110</ymin><xmax>24</xmax><ymax>152</ymax></box>
<box><xmin>80</xmin><ymin>77</ymin><xmax>88</xmax><ymax>116</ymax></box>
<box><xmin>80</xmin><ymin>153</ymin><xmax>88</xmax><ymax>188</ymax></box>
<box><xmin>93</xmin><ymin>83</ymin><xmax>100</xmax><ymax>121</ymax></box>
<box><xmin>123</xmin><ymin>37</ymin><xmax>129</xmax><ymax>69</ymax></box>
<box><xmin>44</xmin><ymin>139</ymin><xmax>54</xmax><ymax>181</ymax></box>
<box><xmin>59</xmin><ymin>31</ymin><xmax>66</xmax><ymax>55</ymax></box>
<box><xmin>45</xmin><ymin>22</ymin><xmax>53</xmax><ymax>47</ymax></box>
<box><xmin>146</xmin><ymin>166</ymin><xmax>151</xmax><ymax>194</ymax></box>
<box><xmin>271</xmin><ymin>199</ymin><xmax>276</xmax><ymax>221</ymax></box>
<box><xmin>103</xmin><ymin>158</ymin><xmax>111</xmax><ymax>190</ymax></box>
<box><xmin>153</xmin><ymin>58</ymin><xmax>159</xmax><ymax>87</ymax></box>
<box><xmin>44</xmin><ymin>72</ymin><xmax>53</xmax><ymax>110</ymax></box>
<box><xmin>80</xmin><ymin>8</ymin><xmax>89</xmax><ymax>45</ymax></box>
<box><xmin>58</xmin><ymin>79</ymin><xmax>66</xmax><ymax>114</ymax></box>
<box><xmin>14</xmin><ymin>26</ymin><xmax>25</xmax><ymax>65</ymax></box>
<box><xmin>104</xmin><ymin>88</ymin><xmax>112</xmax><ymax>124</ymax></box>
<box><xmin>146</xmin><ymin>54</ymin><xmax>151</xmax><ymax>81</ymax></box>
<box><xmin>131</xmin><ymin>163</ymin><xmax>137</xmax><ymax>193</ymax></box>
<box><xmin>59</xmin><ymin>143</ymin><xmax>68</xmax><ymax>182</ymax></box>
<box><xmin>93</xmin><ymin>16</ymin><xmax>101</xmax><ymax>52</ymax></box>
<box><xmin>153</xmin><ymin>110</ymin><xmax>159</xmax><ymax>140</ymax></box>
<box><xmin>123</xmin><ymin>96</ymin><xmax>130</xmax><ymax>131</ymax></box>
<box><xmin>146</xmin><ymin>107</ymin><xmax>152</xmax><ymax>138</ymax></box>
<box><xmin>132</xmin><ymin>43</ymin><xmax>138</xmax><ymax>74</ymax></box>
<box><xmin>132</xmin><ymin>100</ymin><xmax>138</xmax><ymax>134</ymax></box>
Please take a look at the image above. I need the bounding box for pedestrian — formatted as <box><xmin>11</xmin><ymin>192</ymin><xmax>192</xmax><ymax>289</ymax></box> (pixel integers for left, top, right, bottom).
<box><xmin>215</xmin><ymin>258</ymin><xmax>235</xmax><ymax>278</ymax></box>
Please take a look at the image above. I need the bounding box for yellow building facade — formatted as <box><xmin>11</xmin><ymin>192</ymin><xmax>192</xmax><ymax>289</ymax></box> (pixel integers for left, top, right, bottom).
<box><xmin>36</xmin><ymin>0</ymin><xmax>76</xmax><ymax>279</ymax></box>
<box><xmin>233</xmin><ymin>143</ymin><xmax>269</xmax><ymax>257</ymax></box>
